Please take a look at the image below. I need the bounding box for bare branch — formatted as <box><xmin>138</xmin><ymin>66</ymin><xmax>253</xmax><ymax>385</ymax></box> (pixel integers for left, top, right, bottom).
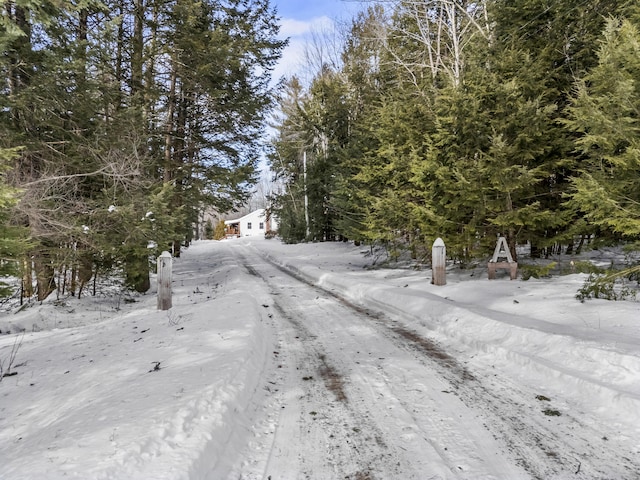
<box><xmin>379</xmin><ymin>0</ymin><xmax>491</xmax><ymax>86</ymax></box>
<box><xmin>20</xmin><ymin>165</ymin><xmax>133</xmax><ymax>187</ymax></box>
<box><xmin>0</xmin><ymin>332</ymin><xmax>24</xmax><ymax>382</ymax></box>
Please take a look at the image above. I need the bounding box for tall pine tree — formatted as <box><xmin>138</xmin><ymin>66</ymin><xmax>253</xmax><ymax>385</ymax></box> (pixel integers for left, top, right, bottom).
<box><xmin>1</xmin><ymin>0</ymin><xmax>284</xmax><ymax>297</ymax></box>
<box><xmin>565</xmin><ymin>14</ymin><xmax>640</xmax><ymax>241</ymax></box>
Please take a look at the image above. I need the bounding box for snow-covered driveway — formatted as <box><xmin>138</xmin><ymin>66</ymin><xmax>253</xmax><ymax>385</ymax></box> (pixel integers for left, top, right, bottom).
<box><xmin>224</xmin><ymin>241</ymin><xmax>524</xmax><ymax>479</ymax></box>
<box><xmin>224</xmin><ymin>241</ymin><xmax>639</xmax><ymax>480</ymax></box>
<box><xmin>1</xmin><ymin>238</ymin><xmax>638</xmax><ymax>479</ymax></box>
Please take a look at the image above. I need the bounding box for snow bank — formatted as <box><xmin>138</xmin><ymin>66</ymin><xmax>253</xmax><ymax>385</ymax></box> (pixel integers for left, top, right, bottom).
<box><xmin>0</xmin><ymin>242</ymin><xmax>273</xmax><ymax>480</ymax></box>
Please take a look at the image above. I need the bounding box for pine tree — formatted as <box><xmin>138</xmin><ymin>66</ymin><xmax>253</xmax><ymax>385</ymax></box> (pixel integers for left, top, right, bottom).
<box><xmin>565</xmin><ymin>15</ymin><xmax>640</xmax><ymax>241</ymax></box>
<box><xmin>331</xmin><ymin>6</ymin><xmax>389</xmax><ymax>244</ymax></box>
<box><xmin>269</xmin><ymin>0</ymin><xmax>631</xmax><ymax>264</ymax></box>
<box><xmin>268</xmin><ymin>77</ymin><xmax>309</xmax><ymax>243</ymax></box>
<box><xmin>0</xmin><ymin>148</ymin><xmax>29</xmax><ymax>297</ymax></box>
<box><xmin>486</xmin><ymin>0</ymin><xmax>628</xmax><ymax>255</ymax></box>
<box><xmin>1</xmin><ymin>0</ymin><xmax>284</xmax><ymax>296</ymax></box>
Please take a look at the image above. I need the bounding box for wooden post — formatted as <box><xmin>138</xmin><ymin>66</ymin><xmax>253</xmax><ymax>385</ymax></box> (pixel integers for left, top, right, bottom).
<box><xmin>157</xmin><ymin>251</ymin><xmax>172</xmax><ymax>310</ymax></box>
<box><xmin>432</xmin><ymin>237</ymin><xmax>446</xmax><ymax>286</ymax></box>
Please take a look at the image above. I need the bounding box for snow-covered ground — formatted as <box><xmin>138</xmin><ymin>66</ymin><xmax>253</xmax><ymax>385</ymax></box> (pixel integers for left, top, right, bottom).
<box><xmin>0</xmin><ymin>238</ymin><xmax>639</xmax><ymax>479</ymax></box>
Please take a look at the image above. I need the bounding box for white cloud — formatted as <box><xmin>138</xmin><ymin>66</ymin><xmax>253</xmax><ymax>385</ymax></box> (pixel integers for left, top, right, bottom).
<box><xmin>280</xmin><ymin>16</ymin><xmax>334</xmax><ymax>38</ymax></box>
<box><xmin>272</xmin><ymin>40</ymin><xmax>305</xmax><ymax>82</ymax></box>
<box><xmin>273</xmin><ymin>16</ymin><xmax>338</xmax><ymax>84</ymax></box>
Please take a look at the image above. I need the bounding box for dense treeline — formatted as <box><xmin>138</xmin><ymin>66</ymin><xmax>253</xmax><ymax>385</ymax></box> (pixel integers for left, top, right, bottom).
<box><xmin>1</xmin><ymin>0</ymin><xmax>284</xmax><ymax>298</ymax></box>
<box><xmin>269</xmin><ymin>0</ymin><xmax>640</xmax><ymax>266</ymax></box>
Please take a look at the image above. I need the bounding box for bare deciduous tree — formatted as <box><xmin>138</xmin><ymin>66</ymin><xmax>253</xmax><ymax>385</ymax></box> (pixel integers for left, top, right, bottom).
<box><xmin>375</xmin><ymin>0</ymin><xmax>490</xmax><ymax>87</ymax></box>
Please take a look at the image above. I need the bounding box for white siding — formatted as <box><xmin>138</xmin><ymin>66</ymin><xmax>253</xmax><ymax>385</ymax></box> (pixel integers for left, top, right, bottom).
<box><xmin>225</xmin><ymin>209</ymin><xmax>270</xmax><ymax>237</ymax></box>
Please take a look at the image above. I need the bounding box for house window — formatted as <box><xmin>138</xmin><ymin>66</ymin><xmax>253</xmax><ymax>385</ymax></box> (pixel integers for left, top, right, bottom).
<box><xmin>259</xmin><ymin>222</ymin><xmax>264</xmax><ymax>230</ymax></box>
<box><xmin>247</xmin><ymin>222</ymin><xmax>252</xmax><ymax>229</ymax></box>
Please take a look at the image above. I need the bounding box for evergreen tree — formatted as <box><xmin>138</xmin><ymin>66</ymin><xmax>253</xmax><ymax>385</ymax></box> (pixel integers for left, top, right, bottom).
<box><xmin>565</xmin><ymin>15</ymin><xmax>640</xmax><ymax>241</ymax></box>
<box><xmin>1</xmin><ymin>0</ymin><xmax>284</xmax><ymax>297</ymax></box>
<box><xmin>303</xmin><ymin>65</ymin><xmax>350</xmax><ymax>241</ymax></box>
<box><xmin>412</xmin><ymin>43</ymin><xmax>561</xmax><ymax>262</ymax></box>
<box><xmin>487</xmin><ymin>0</ymin><xmax>628</xmax><ymax>255</ymax></box>
<box><xmin>268</xmin><ymin>76</ymin><xmax>309</xmax><ymax>243</ymax></box>
<box><xmin>0</xmin><ymin>148</ymin><xmax>29</xmax><ymax>297</ymax></box>
<box><xmin>268</xmin><ymin>0</ymin><xmax>634</xmax><ymax>266</ymax></box>
<box><xmin>331</xmin><ymin>5</ymin><xmax>389</xmax><ymax>244</ymax></box>
<box><xmin>213</xmin><ymin>220</ymin><xmax>226</xmax><ymax>240</ymax></box>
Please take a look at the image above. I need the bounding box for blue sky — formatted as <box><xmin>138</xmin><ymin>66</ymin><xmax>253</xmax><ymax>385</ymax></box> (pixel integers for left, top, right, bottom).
<box><xmin>269</xmin><ymin>0</ymin><xmax>363</xmax><ymax>82</ymax></box>
<box><xmin>273</xmin><ymin>0</ymin><xmax>359</xmax><ymax>21</ymax></box>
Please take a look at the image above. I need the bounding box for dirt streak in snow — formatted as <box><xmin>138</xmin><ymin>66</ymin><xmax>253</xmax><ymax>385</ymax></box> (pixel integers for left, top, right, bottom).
<box><xmin>264</xmin><ymin>281</ymin><xmax>393</xmax><ymax>479</ymax></box>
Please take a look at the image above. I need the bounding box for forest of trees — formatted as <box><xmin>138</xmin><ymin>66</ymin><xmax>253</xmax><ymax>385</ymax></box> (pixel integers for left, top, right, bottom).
<box><xmin>2</xmin><ymin>0</ymin><xmax>639</xmax><ymax>301</ymax></box>
<box><xmin>269</xmin><ymin>0</ymin><xmax>640</xmax><ymax>267</ymax></box>
<box><xmin>0</xmin><ymin>0</ymin><xmax>285</xmax><ymax>299</ymax></box>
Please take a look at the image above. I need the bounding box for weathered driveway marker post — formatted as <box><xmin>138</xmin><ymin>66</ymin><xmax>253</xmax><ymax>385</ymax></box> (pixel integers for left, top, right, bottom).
<box><xmin>432</xmin><ymin>237</ymin><xmax>446</xmax><ymax>286</ymax></box>
<box><xmin>488</xmin><ymin>236</ymin><xmax>518</xmax><ymax>280</ymax></box>
<box><xmin>157</xmin><ymin>251</ymin><xmax>172</xmax><ymax>310</ymax></box>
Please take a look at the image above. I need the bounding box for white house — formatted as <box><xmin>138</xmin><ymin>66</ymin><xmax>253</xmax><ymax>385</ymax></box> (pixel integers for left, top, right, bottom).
<box><xmin>224</xmin><ymin>209</ymin><xmax>277</xmax><ymax>238</ymax></box>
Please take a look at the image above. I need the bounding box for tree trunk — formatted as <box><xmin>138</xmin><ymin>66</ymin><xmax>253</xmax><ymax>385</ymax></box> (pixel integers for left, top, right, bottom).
<box><xmin>172</xmin><ymin>240</ymin><xmax>181</xmax><ymax>258</ymax></box>
<box><xmin>70</xmin><ymin>264</ymin><xmax>77</xmax><ymax>296</ymax></box>
<box><xmin>530</xmin><ymin>243</ymin><xmax>540</xmax><ymax>258</ymax></box>
<box><xmin>22</xmin><ymin>258</ymin><xmax>33</xmax><ymax>299</ymax></box>
<box><xmin>114</xmin><ymin>0</ymin><xmax>125</xmax><ymax>110</ymax></box>
<box><xmin>576</xmin><ymin>234</ymin><xmax>587</xmax><ymax>255</ymax></box>
<box><xmin>33</xmin><ymin>250</ymin><xmax>56</xmax><ymax>301</ymax></box>
<box><xmin>131</xmin><ymin>0</ymin><xmax>144</xmax><ymax>98</ymax></box>
<box><xmin>163</xmin><ymin>67</ymin><xmax>177</xmax><ymax>182</ymax></box>
<box><xmin>77</xmin><ymin>255</ymin><xmax>93</xmax><ymax>299</ymax></box>
<box><xmin>7</xmin><ymin>4</ymin><xmax>32</xmax><ymax>92</ymax></box>
<box><xmin>505</xmin><ymin>192</ymin><xmax>518</xmax><ymax>262</ymax></box>
<box><xmin>77</xmin><ymin>8</ymin><xmax>88</xmax><ymax>85</ymax></box>
<box><xmin>566</xmin><ymin>239</ymin><xmax>574</xmax><ymax>255</ymax></box>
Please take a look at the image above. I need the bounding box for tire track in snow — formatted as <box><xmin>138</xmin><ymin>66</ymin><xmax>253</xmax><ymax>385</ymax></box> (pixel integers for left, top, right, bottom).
<box><xmin>242</xmin><ymin>252</ymin><xmax>447</xmax><ymax>479</ymax></box>
<box><xmin>341</xmin><ymin>291</ymin><xmax>640</xmax><ymax>479</ymax></box>
<box><xmin>229</xmin><ymin>245</ymin><xmax>528</xmax><ymax>479</ymax></box>
<box><xmin>250</xmin><ymin>246</ymin><xmax>640</xmax><ymax>480</ymax></box>
<box><xmin>320</xmin><ymin>288</ymin><xmax>638</xmax><ymax>479</ymax></box>
<box><xmin>265</xmin><ymin>283</ymin><xmax>402</xmax><ymax>479</ymax></box>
